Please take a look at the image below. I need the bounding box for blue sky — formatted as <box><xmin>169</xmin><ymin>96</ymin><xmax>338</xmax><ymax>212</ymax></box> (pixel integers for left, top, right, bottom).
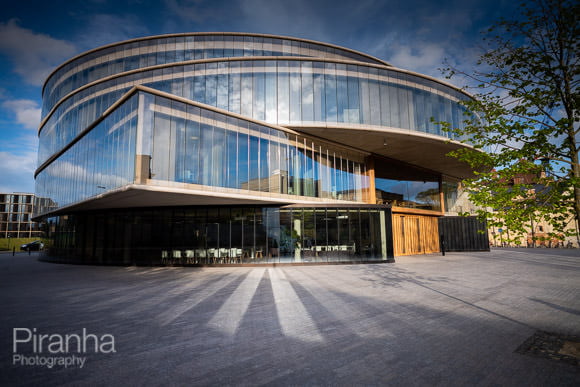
<box><xmin>0</xmin><ymin>0</ymin><xmax>518</xmax><ymax>194</ymax></box>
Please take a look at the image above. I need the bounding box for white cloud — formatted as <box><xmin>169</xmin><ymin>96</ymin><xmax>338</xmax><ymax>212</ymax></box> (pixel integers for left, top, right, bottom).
<box><xmin>0</xmin><ymin>19</ymin><xmax>76</xmax><ymax>86</ymax></box>
<box><xmin>387</xmin><ymin>43</ymin><xmax>447</xmax><ymax>78</ymax></box>
<box><xmin>2</xmin><ymin>99</ymin><xmax>41</xmax><ymax>130</ymax></box>
<box><xmin>0</xmin><ymin>150</ymin><xmax>37</xmax><ymax>193</ymax></box>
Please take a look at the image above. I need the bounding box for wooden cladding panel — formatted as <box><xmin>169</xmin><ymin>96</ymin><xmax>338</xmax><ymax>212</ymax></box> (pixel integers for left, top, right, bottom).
<box><xmin>392</xmin><ymin>214</ymin><xmax>440</xmax><ymax>256</ymax></box>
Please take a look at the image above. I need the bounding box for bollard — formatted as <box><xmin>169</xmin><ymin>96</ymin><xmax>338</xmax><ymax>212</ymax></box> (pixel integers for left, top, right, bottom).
<box><xmin>441</xmin><ymin>235</ymin><xmax>446</xmax><ymax>256</ymax></box>
<box><xmin>12</xmin><ymin>247</ymin><xmax>15</xmax><ymax>256</ymax></box>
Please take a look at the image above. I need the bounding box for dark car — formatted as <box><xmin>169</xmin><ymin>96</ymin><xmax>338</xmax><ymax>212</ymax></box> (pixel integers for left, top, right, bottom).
<box><xmin>20</xmin><ymin>240</ymin><xmax>44</xmax><ymax>251</ymax></box>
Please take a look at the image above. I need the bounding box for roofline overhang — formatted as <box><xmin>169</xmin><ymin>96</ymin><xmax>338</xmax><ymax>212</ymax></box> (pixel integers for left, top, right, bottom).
<box><xmin>32</xmin><ymin>183</ymin><xmax>363</xmax><ymax>220</ymax></box>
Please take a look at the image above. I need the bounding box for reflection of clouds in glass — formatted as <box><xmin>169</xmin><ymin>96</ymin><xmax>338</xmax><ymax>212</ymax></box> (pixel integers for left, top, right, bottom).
<box><xmin>290</xmin><ymin>74</ymin><xmax>301</xmax><ymax>92</ymax></box>
<box><xmin>406</xmin><ymin>181</ymin><xmax>438</xmax><ymax>199</ymax></box>
<box><xmin>303</xmin><ymin>89</ymin><xmax>313</xmax><ymax>105</ymax></box>
<box><xmin>42</xmin><ymin>59</ymin><xmax>468</xmax><ymax>170</ymax></box>
<box><xmin>265</xmin><ymin>107</ymin><xmax>277</xmax><ymax>120</ymax></box>
<box><xmin>376</xmin><ymin>178</ymin><xmax>405</xmax><ymax>194</ymax></box>
<box><xmin>46</xmin><ymin>160</ymin><xmax>122</xmax><ymax>184</ymax></box>
<box><xmin>376</xmin><ymin>178</ymin><xmax>438</xmax><ymax>202</ymax></box>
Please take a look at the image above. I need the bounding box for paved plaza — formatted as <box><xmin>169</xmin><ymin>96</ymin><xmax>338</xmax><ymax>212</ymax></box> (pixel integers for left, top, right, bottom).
<box><xmin>1</xmin><ymin>248</ymin><xmax>579</xmax><ymax>385</ymax></box>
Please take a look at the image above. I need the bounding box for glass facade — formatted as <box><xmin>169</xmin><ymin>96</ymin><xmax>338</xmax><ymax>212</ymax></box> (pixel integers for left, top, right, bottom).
<box><xmin>35</xmin><ymin>94</ymin><xmax>138</xmax><ymax>210</ymax></box>
<box><xmin>35</xmin><ymin>90</ymin><xmax>369</xmax><ymax>211</ymax></box>
<box><xmin>44</xmin><ymin>206</ymin><xmax>393</xmax><ymax>265</ymax></box>
<box><xmin>143</xmin><ymin>92</ymin><xmax>367</xmax><ymax>200</ymax></box>
<box><xmin>375</xmin><ymin>178</ymin><xmax>441</xmax><ymax>211</ymax></box>
<box><xmin>38</xmin><ymin>60</ymin><xmax>469</xmax><ymax>168</ymax></box>
<box><xmin>42</xmin><ymin>33</ymin><xmax>386</xmax><ymax>117</ymax></box>
<box><xmin>35</xmin><ymin>33</ymin><xmax>476</xmax><ymax>264</ymax></box>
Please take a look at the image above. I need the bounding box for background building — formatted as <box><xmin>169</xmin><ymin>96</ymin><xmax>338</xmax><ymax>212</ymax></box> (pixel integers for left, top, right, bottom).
<box><xmin>486</xmin><ymin>171</ymin><xmax>579</xmax><ymax>248</ymax></box>
<box><xmin>34</xmin><ymin>33</ymin><xmax>483</xmax><ymax>265</ymax></box>
<box><xmin>0</xmin><ymin>193</ymin><xmax>54</xmax><ymax>239</ymax></box>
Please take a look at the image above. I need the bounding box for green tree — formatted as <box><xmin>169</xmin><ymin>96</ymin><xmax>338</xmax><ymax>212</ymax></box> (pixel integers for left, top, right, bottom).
<box><xmin>441</xmin><ymin>0</ymin><xmax>579</xmax><ymax>245</ymax></box>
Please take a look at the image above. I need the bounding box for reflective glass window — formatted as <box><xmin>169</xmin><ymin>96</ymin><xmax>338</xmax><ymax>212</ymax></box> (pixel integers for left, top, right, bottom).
<box><xmin>228</xmin><ymin>61</ymin><xmax>241</xmax><ymax>114</ymax></box>
<box><xmin>265</xmin><ymin>61</ymin><xmax>277</xmax><ymax>123</ymax></box>
<box><xmin>277</xmin><ymin>61</ymin><xmax>290</xmax><ymax>124</ymax></box>
<box><xmin>301</xmin><ymin>62</ymin><xmax>314</xmax><ymax>122</ymax></box>
<box><xmin>253</xmin><ymin>61</ymin><xmax>265</xmax><ymax>121</ymax></box>
<box><xmin>289</xmin><ymin>62</ymin><xmax>301</xmax><ymax>123</ymax></box>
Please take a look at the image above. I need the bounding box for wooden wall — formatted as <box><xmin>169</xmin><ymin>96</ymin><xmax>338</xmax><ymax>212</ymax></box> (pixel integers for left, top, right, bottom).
<box><xmin>392</xmin><ymin>213</ymin><xmax>440</xmax><ymax>256</ymax></box>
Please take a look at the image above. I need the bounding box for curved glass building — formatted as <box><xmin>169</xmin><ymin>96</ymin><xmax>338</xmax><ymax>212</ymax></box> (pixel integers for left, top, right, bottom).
<box><xmin>34</xmin><ymin>33</ymin><xmax>475</xmax><ymax>265</ymax></box>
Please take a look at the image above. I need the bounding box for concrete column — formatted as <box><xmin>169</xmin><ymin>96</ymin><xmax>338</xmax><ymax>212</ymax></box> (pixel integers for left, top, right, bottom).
<box><xmin>135</xmin><ymin>155</ymin><xmax>151</xmax><ymax>184</ymax></box>
<box><xmin>365</xmin><ymin>156</ymin><xmax>377</xmax><ymax>204</ymax></box>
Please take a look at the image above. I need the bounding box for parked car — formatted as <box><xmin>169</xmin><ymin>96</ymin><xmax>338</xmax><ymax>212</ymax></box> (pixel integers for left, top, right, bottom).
<box><xmin>20</xmin><ymin>240</ymin><xmax>44</xmax><ymax>251</ymax></box>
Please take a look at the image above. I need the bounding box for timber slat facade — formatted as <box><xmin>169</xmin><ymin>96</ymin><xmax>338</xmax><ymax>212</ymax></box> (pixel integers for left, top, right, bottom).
<box><xmin>392</xmin><ymin>213</ymin><xmax>440</xmax><ymax>256</ymax></box>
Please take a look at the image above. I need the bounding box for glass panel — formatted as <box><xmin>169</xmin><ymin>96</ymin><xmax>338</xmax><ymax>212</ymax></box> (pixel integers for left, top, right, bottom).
<box><xmin>301</xmin><ymin>62</ymin><xmax>314</xmax><ymax>122</ymax></box>
<box><xmin>248</xmin><ymin>131</ymin><xmax>260</xmax><ymax>191</ymax></box>
<box><xmin>184</xmin><ymin>104</ymin><xmax>200</xmax><ymax>183</ymax></box>
<box><xmin>268</xmin><ymin>130</ymin><xmax>281</xmax><ymax>194</ymax></box>
<box><xmin>315</xmin><ymin>208</ymin><xmax>327</xmax><ymax>259</ymax></box>
<box><xmin>241</xmin><ymin>62</ymin><xmax>253</xmax><ymax>117</ymax></box>
<box><xmin>193</xmin><ymin>63</ymin><xmax>205</xmax><ymax>104</ymax></box>
<box><xmin>217</xmin><ymin>62</ymin><xmax>229</xmax><ymax>110</ymax></box>
<box><xmin>225</xmin><ymin>119</ymin><xmax>238</xmax><ymax>188</ymax></box>
<box><xmin>174</xmin><ymin>112</ymin><xmax>186</xmax><ymax>183</ymax></box>
<box><xmin>253</xmin><ymin>61</ymin><xmax>265</xmax><ymax>120</ymax></box>
<box><xmin>313</xmin><ymin>63</ymin><xmax>325</xmax><ymax>122</ymax></box>
<box><xmin>375</xmin><ymin>178</ymin><xmax>440</xmax><ymax>211</ymax></box>
<box><xmin>230</xmin><ymin>207</ymin><xmax>243</xmax><ymax>253</ymax></box>
<box><xmin>277</xmin><ymin>61</ymin><xmax>290</xmax><ymax>124</ymax></box>
<box><xmin>303</xmin><ymin>142</ymin><xmax>315</xmax><ymax>197</ymax></box>
<box><xmin>278</xmin><ymin>131</ymin><xmax>289</xmax><ymax>194</ymax></box>
<box><xmin>388</xmin><ymin>82</ymin><xmax>400</xmax><ymax>128</ymax></box>
<box><xmin>151</xmin><ymin>96</ymin><xmax>171</xmax><ymax>181</ymax></box>
<box><xmin>199</xmin><ymin>109</ymin><xmax>213</xmax><ymax>185</ymax></box>
<box><xmin>205</xmin><ymin>62</ymin><xmax>217</xmax><ymax>107</ymax></box>
<box><xmin>289</xmin><ymin>62</ymin><xmax>301</xmax><ymax>123</ymax></box>
<box><xmin>279</xmin><ymin>209</ymin><xmax>293</xmax><ymax>259</ymax></box>
<box><xmin>228</xmin><ymin>61</ymin><xmax>241</xmax><ymax>114</ymax></box>
<box><xmin>398</xmin><ymin>75</ymin><xmax>410</xmax><ymax>129</ymax></box>
<box><xmin>338</xmin><ymin>209</ymin><xmax>351</xmax><ymax>258</ymax></box>
<box><xmin>211</xmin><ymin>117</ymin><xmax>226</xmax><ymax>187</ymax></box>
<box><xmin>259</xmin><ymin>135</ymin><xmax>269</xmax><ymax>192</ymax></box>
<box><xmin>346</xmin><ymin>65</ymin><xmax>360</xmax><ymax>123</ymax></box>
<box><xmin>238</xmin><ymin>122</ymin><xmax>249</xmax><ymax>189</ymax></box>
<box><xmin>265</xmin><ymin>207</ymin><xmax>280</xmax><ymax>262</ymax></box>
<box><xmin>265</xmin><ymin>61</ymin><xmax>277</xmax><ymax>123</ymax></box>
<box><xmin>336</xmin><ymin>64</ymin><xmax>348</xmax><ymax>123</ymax></box>
<box><xmin>242</xmin><ymin>208</ymin><xmax>254</xmax><ymax>261</ymax></box>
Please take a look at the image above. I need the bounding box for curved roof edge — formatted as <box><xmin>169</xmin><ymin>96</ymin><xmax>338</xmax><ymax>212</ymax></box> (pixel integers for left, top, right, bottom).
<box><xmin>42</xmin><ymin>32</ymin><xmax>391</xmax><ymax>94</ymax></box>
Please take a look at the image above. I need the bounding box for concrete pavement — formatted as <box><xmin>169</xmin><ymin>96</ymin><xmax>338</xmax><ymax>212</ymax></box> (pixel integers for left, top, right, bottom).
<box><xmin>1</xmin><ymin>248</ymin><xmax>579</xmax><ymax>385</ymax></box>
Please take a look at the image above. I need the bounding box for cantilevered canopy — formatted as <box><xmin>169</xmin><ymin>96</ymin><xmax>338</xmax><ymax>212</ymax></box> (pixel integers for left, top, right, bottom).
<box><xmin>292</xmin><ymin>125</ymin><xmax>478</xmax><ymax>180</ymax></box>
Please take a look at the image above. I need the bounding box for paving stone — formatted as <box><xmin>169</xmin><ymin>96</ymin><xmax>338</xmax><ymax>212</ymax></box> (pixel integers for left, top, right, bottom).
<box><xmin>0</xmin><ymin>248</ymin><xmax>579</xmax><ymax>385</ymax></box>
